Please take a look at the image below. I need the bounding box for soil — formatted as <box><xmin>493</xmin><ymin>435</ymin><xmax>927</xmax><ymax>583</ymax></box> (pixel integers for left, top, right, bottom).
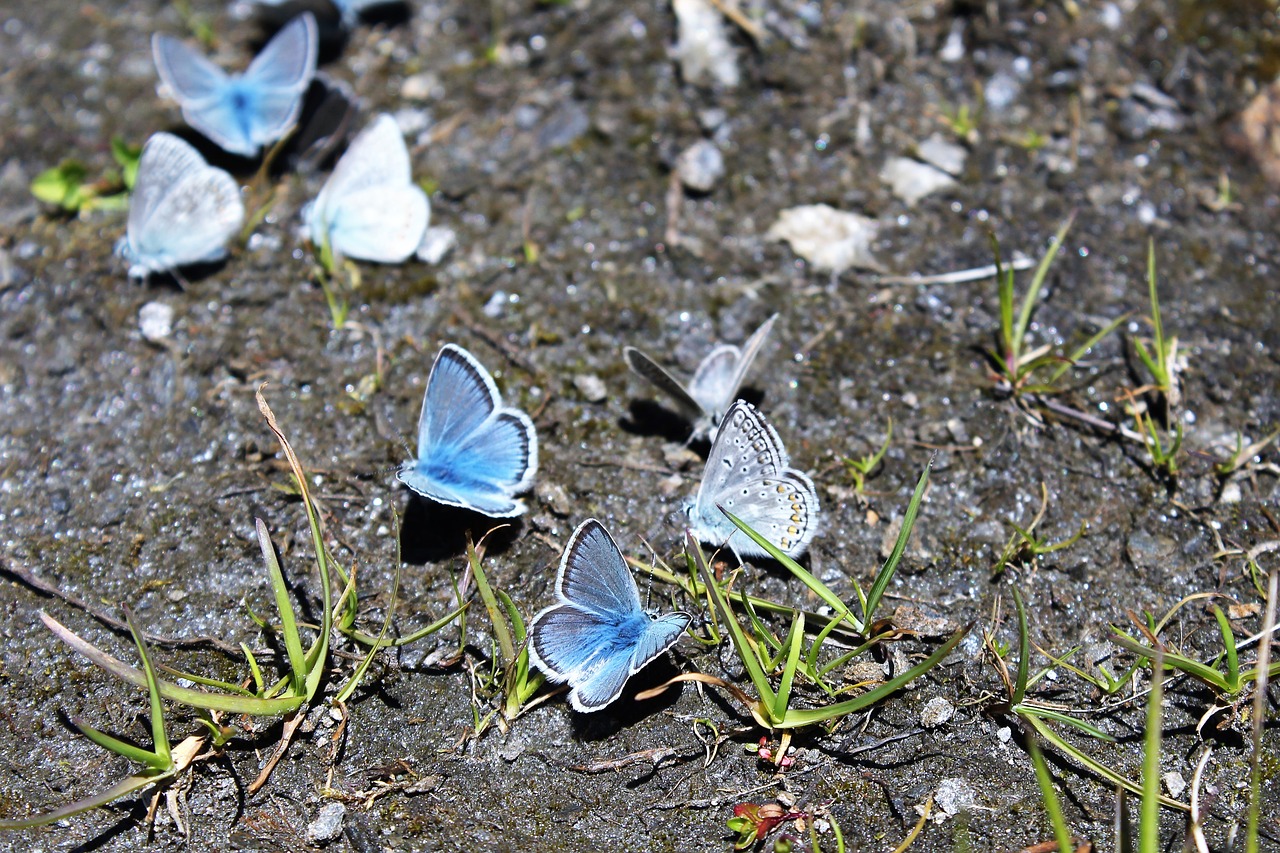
<box><xmin>0</xmin><ymin>0</ymin><xmax>1277</xmax><ymax>851</ymax></box>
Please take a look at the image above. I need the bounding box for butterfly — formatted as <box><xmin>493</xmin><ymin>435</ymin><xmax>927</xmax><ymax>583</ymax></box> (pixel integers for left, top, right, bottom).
<box><xmin>624</xmin><ymin>313</ymin><xmax>778</xmax><ymax>441</ymax></box>
<box><xmin>304</xmin><ymin>113</ymin><xmax>430</xmax><ymax>263</ymax></box>
<box><xmin>152</xmin><ymin>14</ymin><xmax>319</xmax><ymax>158</ymax></box>
<box><xmin>684</xmin><ymin>400</ymin><xmax>820</xmax><ymax>561</ymax></box>
<box><xmin>250</xmin><ymin>0</ymin><xmax>399</xmax><ymax>30</ymax></box>
<box><xmin>397</xmin><ymin>344</ymin><xmax>537</xmax><ymax>517</ymax></box>
<box><xmin>116</xmin><ymin>132</ymin><xmax>245</xmax><ymax>281</ymax></box>
<box><xmin>529</xmin><ymin>519</ymin><xmax>691</xmax><ymax>713</ymax></box>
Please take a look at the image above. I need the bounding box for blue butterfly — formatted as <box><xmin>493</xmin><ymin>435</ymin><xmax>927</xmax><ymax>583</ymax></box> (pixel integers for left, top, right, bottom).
<box><xmin>624</xmin><ymin>313</ymin><xmax>778</xmax><ymax>441</ymax></box>
<box><xmin>684</xmin><ymin>400</ymin><xmax>820</xmax><ymax>561</ymax></box>
<box><xmin>397</xmin><ymin>344</ymin><xmax>537</xmax><ymax>517</ymax></box>
<box><xmin>152</xmin><ymin>13</ymin><xmax>319</xmax><ymax>157</ymax></box>
<box><xmin>116</xmin><ymin>133</ymin><xmax>245</xmax><ymax>281</ymax></box>
<box><xmin>304</xmin><ymin>113</ymin><xmax>430</xmax><ymax>264</ymax></box>
<box><xmin>529</xmin><ymin>519</ymin><xmax>691</xmax><ymax>712</ymax></box>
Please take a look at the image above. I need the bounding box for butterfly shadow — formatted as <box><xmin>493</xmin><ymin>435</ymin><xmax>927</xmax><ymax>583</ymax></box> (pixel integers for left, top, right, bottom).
<box><xmin>618</xmin><ymin>400</ymin><xmax>697</xmax><ymax>446</ymax></box>
<box><xmin>398</xmin><ymin>495</ymin><xmax>523</xmax><ymax>564</ymax></box>
<box><xmin>566</xmin><ymin>658</ymin><xmax>687</xmax><ymax>741</ymax></box>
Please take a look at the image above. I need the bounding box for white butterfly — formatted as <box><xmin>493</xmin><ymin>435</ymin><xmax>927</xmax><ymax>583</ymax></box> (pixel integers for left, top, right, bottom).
<box><xmin>116</xmin><ymin>133</ymin><xmax>245</xmax><ymax>281</ymax></box>
<box><xmin>304</xmin><ymin>114</ymin><xmax>430</xmax><ymax>264</ymax></box>
<box><xmin>625</xmin><ymin>313</ymin><xmax>778</xmax><ymax>441</ymax></box>
<box><xmin>684</xmin><ymin>400</ymin><xmax>820</xmax><ymax>562</ymax></box>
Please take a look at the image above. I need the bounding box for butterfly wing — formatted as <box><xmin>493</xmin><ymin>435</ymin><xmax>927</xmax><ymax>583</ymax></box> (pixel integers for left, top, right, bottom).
<box><xmin>624</xmin><ymin>346</ymin><xmax>705</xmax><ymax>419</ymax></box>
<box><xmin>152</xmin><ymin>33</ymin><xmax>228</xmax><ymax>105</ymax></box>
<box><xmin>396</xmin><ymin>344</ymin><xmax>536</xmax><ymax>516</ymax></box>
<box><xmin>125</xmin><ymin>133</ymin><xmax>244</xmax><ymax>276</ymax></box>
<box><xmin>306</xmin><ymin>114</ymin><xmax>429</xmax><ymax>262</ymax></box>
<box><xmin>689</xmin><ymin>401</ymin><xmax>820</xmax><ymax>559</ymax></box>
<box><xmin>234</xmin><ymin>13</ymin><xmax>319</xmax><ymax>149</ymax></box>
<box><xmin>688</xmin><ymin>313</ymin><xmax>778</xmax><ymax>420</ymax></box>
<box><xmin>529</xmin><ymin>520</ymin><xmax>689</xmax><ymax>712</ymax></box>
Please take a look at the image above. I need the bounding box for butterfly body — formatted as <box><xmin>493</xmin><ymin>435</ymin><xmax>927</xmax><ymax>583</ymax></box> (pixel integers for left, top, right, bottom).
<box><xmin>684</xmin><ymin>400</ymin><xmax>820</xmax><ymax>561</ymax></box>
<box><xmin>530</xmin><ymin>519</ymin><xmax>690</xmax><ymax>712</ymax></box>
<box><xmin>624</xmin><ymin>313</ymin><xmax>777</xmax><ymax>441</ymax></box>
<box><xmin>152</xmin><ymin>13</ymin><xmax>319</xmax><ymax>157</ymax></box>
<box><xmin>304</xmin><ymin>113</ymin><xmax>429</xmax><ymax>263</ymax></box>
<box><xmin>397</xmin><ymin>344</ymin><xmax>536</xmax><ymax>518</ymax></box>
<box><xmin>117</xmin><ymin>133</ymin><xmax>245</xmax><ymax>280</ymax></box>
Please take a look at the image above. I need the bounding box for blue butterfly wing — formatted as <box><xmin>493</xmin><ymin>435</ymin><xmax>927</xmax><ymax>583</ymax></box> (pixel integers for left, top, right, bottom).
<box><xmin>529</xmin><ymin>604</ymin><xmax>652</xmax><ymax>713</ymax></box>
<box><xmin>629</xmin><ymin>613</ymin><xmax>692</xmax><ymax>674</ymax></box>
<box><xmin>397</xmin><ymin>344</ymin><xmax>536</xmax><ymax>516</ymax></box>
<box><xmin>555</xmin><ymin>519</ymin><xmax>643</xmax><ymax>618</ymax></box>
<box><xmin>152</xmin><ymin>33</ymin><xmax>228</xmax><ymax>105</ymax></box>
<box><xmin>235</xmin><ymin>14</ymin><xmax>318</xmax><ymax>149</ymax></box>
<box><xmin>325</xmin><ymin>185</ymin><xmax>430</xmax><ymax>263</ymax></box>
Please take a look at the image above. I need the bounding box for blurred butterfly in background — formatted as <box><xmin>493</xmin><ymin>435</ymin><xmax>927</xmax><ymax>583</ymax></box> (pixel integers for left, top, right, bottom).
<box><xmin>116</xmin><ymin>133</ymin><xmax>245</xmax><ymax>281</ymax></box>
<box><xmin>529</xmin><ymin>519</ymin><xmax>691</xmax><ymax>713</ymax></box>
<box><xmin>684</xmin><ymin>400</ymin><xmax>820</xmax><ymax>562</ymax></box>
<box><xmin>153</xmin><ymin>13</ymin><xmax>319</xmax><ymax>157</ymax></box>
<box><xmin>249</xmin><ymin>0</ymin><xmax>401</xmax><ymax>30</ymax></box>
<box><xmin>304</xmin><ymin>113</ymin><xmax>429</xmax><ymax>263</ymax></box>
<box><xmin>397</xmin><ymin>344</ymin><xmax>537</xmax><ymax>517</ymax></box>
<box><xmin>624</xmin><ymin>313</ymin><xmax>778</xmax><ymax>441</ymax></box>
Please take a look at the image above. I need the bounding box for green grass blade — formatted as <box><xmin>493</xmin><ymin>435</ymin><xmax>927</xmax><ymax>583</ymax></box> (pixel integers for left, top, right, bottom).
<box><xmin>1210</xmin><ymin>606</ymin><xmax>1239</xmax><ymax>690</ymax></box>
<box><xmin>41</xmin><ymin>612</ymin><xmax>304</xmax><ymax>716</ymax></box>
<box><xmin>1139</xmin><ymin>650</ymin><xmax>1163</xmax><ymax>853</ymax></box>
<box><xmin>335</xmin><ymin>560</ymin><xmax>401</xmax><ymax>705</ymax></box>
<box><xmin>257</xmin><ymin>518</ymin><xmax>308</xmax><ymax>696</ymax></box>
<box><xmin>719</xmin><ymin>509</ymin><xmax>862</xmax><ymax>631</ymax></box>
<box><xmin>689</xmin><ymin>532</ymin><xmax>775</xmax><ymax>712</ymax></box>
<box><xmin>1011</xmin><ymin>586</ymin><xmax>1031</xmax><ymax>705</ymax></box>
<box><xmin>863</xmin><ymin>461</ymin><xmax>932</xmax><ymax>626</ymax></box>
<box><xmin>1045</xmin><ymin>313</ymin><xmax>1129</xmax><ymax>386</ymax></box>
<box><xmin>0</xmin><ymin>768</ymin><xmax>176</xmax><ymax>829</ymax></box>
<box><xmin>71</xmin><ymin>718</ymin><xmax>167</xmax><ymax>771</ymax></box>
<box><xmin>776</xmin><ymin>623</ymin><xmax>969</xmax><ymax>728</ymax></box>
<box><xmin>1108</xmin><ymin>631</ymin><xmax>1231</xmax><ymax>693</ymax></box>
<box><xmin>1028</xmin><ymin>736</ymin><xmax>1074</xmax><ymax>852</ymax></box>
<box><xmin>469</xmin><ymin>537</ymin><xmax>514</xmax><ymax>667</ymax></box>
<box><xmin>772</xmin><ymin>611</ymin><xmax>805</xmax><ymax>722</ymax></box>
<box><xmin>1015</xmin><ymin>215</ymin><xmax>1074</xmax><ymax>350</ymax></box>
<box><xmin>124</xmin><ymin>608</ymin><xmax>170</xmax><ymax>768</ymax></box>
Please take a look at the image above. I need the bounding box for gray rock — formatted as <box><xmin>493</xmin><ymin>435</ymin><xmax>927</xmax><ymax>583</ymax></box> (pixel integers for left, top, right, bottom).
<box><xmin>676</xmin><ymin>140</ymin><xmax>725</xmax><ymax>193</ymax></box>
<box><xmin>306</xmin><ymin>802</ymin><xmax>346</xmax><ymax>845</ymax></box>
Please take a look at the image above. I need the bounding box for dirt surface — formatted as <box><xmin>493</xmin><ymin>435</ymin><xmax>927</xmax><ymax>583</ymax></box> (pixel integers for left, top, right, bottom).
<box><xmin>1</xmin><ymin>0</ymin><xmax>1278</xmax><ymax>850</ymax></box>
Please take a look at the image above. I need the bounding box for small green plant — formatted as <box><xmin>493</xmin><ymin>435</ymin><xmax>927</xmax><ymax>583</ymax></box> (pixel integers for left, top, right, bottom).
<box><xmin>1132</xmin><ymin>409</ymin><xmax>1182</xmax><ymax>479</ymax></box>
<box><xmin>30</xmin><ymin>138</ymin><xmax>141</xmax><ymax>214</ymax></box>
<box><xmin>1132</xmin><ymin>240</ymin><xmax>1182</xmax><ymax>418</ymax></box>
<box><xmin>1212</xmin><ymin>426</ymin><xmax>1280</xmax><ymax>478</ymax></box>
<box><xmin>313</xmin><ymin>235</ymin><xmax>357</xmax><ymax>329</ymax></box>
<box><xmin>841</xmin><ymin>418</ymin><xmax>891</xmax><ymax>494</ymax></box>
<box><xmin>986</xmin><ymin>215</ymin><xmax>1127</xmax><ymax>396</ymax></box>
<box><xmin>992</xmin><ymin>483</ymin><xmax>1087</xmax><ymax>575</ymax></box>
<box><xmin>987</xmin><ymin>587</ymin><xmax>1187</xmax><ymax>814</ymax></box>
<box><xmin>662</xmin><ymin>463</ymin><xmax>969</xmax><ymax>732</ymax></box>
<box><xmin>468</xmin><ymin>534</ymin><xmax>544</xmax><ymax>731</ymax></box>
<box><xmin>939</xmin><ymin>97</ymin><xmax>981</xmax><ymax>144</ymax></box>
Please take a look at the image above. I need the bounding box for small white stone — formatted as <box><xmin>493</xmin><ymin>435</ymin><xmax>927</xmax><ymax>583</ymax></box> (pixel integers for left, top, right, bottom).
<box><xmin>676</xmin><ymin>140</ymin><xmax>725</xmax><ymax>193</ymax></box>
<box><xmin>920</xmin><ymin>696</ymin><xmax>955</xmax><ymax>728</ymax></box>
<box><xmin>139</xmin><ymin>301</ymin><xmax>174</xmax><ymax>343</ymax></box>
<box><xmin>306</xmin><ymin>802</ymin><xmax>345</xmax><ymax>845</ymax></box>
<box><xmin>416</xmin><ymin>226</ymin><xmax>457</xmax><ymax>265</ymax></box>
<box><xmin>917</xmin><ymin>134</ymin><xmax>968</xmax><ymax>176</ymax></box>
<box><xmin>939</xmin><ymin>20</ymin><xmax>965</xmax><ymax>62</ymax></box>
<box><xmin>1162</xmin><ymin>771</ymin><xmax>1186</xmax><ymax>799</ymax></box>
<box><xmin>881</xmin><ymin>157</ymin><xmax>957</xmax><ymax>206</ymax></box>
<box><xmin>996</xmin><ymin>726</ymin><xmax>1012</xmax><ymax>744</ymax></box>
<box><xmin>672</xmin><ymin>0</ymin><xmax>739</xmax><ymax>87</ymax></box>
<box><xmin>934</xmin><ymin>778</ymin><xmax>977</xmax><ymax>816</ymax></box>
<box><xmin>573</xmin><ymin>374</ymin><xmax>608</xmax><ymax>403</ymax></box>
<box><xmin>765</xmin><ymin>204</ymin><xmax>880</xmax><ymax>274</ymax></box>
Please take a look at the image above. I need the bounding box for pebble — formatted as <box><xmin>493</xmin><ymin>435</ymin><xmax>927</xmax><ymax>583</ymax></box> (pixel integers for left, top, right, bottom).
<box><xmin>676</xmin><ymin>140</ymin><xmax>725</xmax><ymax>193</ymax></box>
<box><xmin>573</xmin><ymin>373</ymin><xmax>608</xmax><ymax>403</ymax></box>
<box><xmin>1162</xmin><ymin>771</ymin><xmax>1186</xmax><ymax>799</ymax></box>
<box><xmin>881</xmin><ymin>157</ymin><xmax>956</xmax><ymax>206</ymax></box>
<box><xmin>672</xmin><ymin>0</ymin><xmax>739</xmax><ymax>87</ymax></box>
<box><xmin>933</xmin><ymin>778</ymin><xmax>977</xmax><ymax>816</ymax></box>
<box><xmin>917</xmin><ymin>134</ymin><xmax>968</xmax><ymax>176</ymax></box>
<box><xmin>416</xmin><ymin>225</ymin><xmax>456</xmax><ymax>265</ymax></box>
<box><xmin>306</xmin><ymin>802</ymin><xmax>346</xmax><ymax>845</ymax></box>
<box><xmin>139</xmin><ymin>301</ymin><xmax>175</xmax><ymax>343</ymax></box>
<box><xmin>920</xmin><ymin>696</ymin><xmax>955</xmax><ymax>728</ymax></box>
<box><xmin>765</xmin><ymin>204</ymin><xmax>881</xmax><ymax>274</ymax></box>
